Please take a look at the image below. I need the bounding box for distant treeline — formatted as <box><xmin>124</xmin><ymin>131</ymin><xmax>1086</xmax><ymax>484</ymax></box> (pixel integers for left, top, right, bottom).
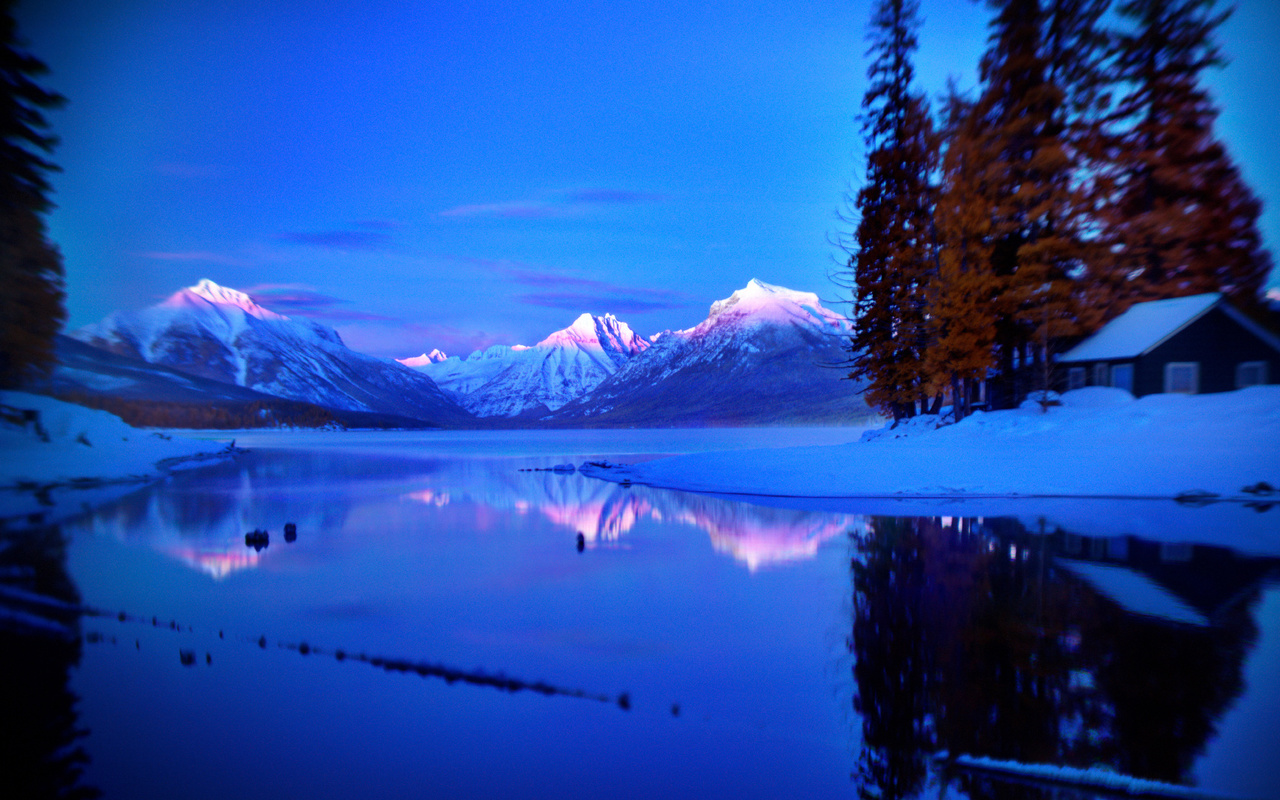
<box><xmin>53</xmin><ymin>391</ymin><xmax>439</xmax><ymax>431</ymax></box>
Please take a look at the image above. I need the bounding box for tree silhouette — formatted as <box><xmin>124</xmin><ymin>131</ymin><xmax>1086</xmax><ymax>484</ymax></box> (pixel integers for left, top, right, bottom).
<box><xmin>0</xmin><ymin>0</ymin><xmax>65</xmax><ymax>388</ymax></box>
<box><xmin>840</xmin><ymin>0</ymin><xmax>938</xmax><ymax>421</ymax></box>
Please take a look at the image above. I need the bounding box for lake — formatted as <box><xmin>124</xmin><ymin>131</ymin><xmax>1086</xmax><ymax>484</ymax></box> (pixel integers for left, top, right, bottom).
<box><xmin>3</xmin><ymin>429</ymin><xmax>1278</xmax><ymax>799</ymax></box>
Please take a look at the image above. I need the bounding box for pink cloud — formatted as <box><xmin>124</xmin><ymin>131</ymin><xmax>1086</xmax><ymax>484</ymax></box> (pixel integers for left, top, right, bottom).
<box><xmin>437</xmin><ymin>187</ymin><xmax>665</xmax><ymax>220</ymax></box>
<box><xmin>138</xmin><ymin>251</ymin><xmax>249</xmax><ymax>266</ymax></box>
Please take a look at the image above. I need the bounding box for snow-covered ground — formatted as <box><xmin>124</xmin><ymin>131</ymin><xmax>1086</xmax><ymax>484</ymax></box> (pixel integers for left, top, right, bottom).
<box><xmin>580</xmin><ymin>386</ymin><xmax>1280</xmax><ymax>501</ymax></box>
<box><xmin>1</xmin><ymin>391</ymin><xmax>234</xmax><ymax>523</ymax></box>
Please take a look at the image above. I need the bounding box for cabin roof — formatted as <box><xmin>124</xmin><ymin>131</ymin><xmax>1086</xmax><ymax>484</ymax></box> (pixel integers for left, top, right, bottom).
<box><xmin>1057</xmin><ymin>558</ymin><xmax>1210</xmax><ymax>626</ymax></box>
<box><xmin>1061</xmin><ymin>293</ymin><xmax>1223</xmax><ymax>362</ymax></box>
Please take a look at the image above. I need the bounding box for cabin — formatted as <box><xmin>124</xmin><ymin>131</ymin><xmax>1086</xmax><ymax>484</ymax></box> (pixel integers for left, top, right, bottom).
<box><xmin>1057</xmin><ymin>293</ymin><xmax>1280</xmax><ymax>397</ymax></box>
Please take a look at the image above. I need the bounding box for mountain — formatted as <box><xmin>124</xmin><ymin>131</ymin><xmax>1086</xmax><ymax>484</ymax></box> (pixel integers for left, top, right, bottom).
<box><xmin>71</xmin><ymin>279</ymin><xmax>471</xmax><ymax>425</ymax></box>
<box><xmin>547</xmin><ymin>279</ymin><xmax>874</xmax><ymax>426</ymax></box>
<box><xmin>402</xmin><ymin>313</ymin><xmax>649</xmax><ymax>418</ymax></box>
<box><xmin>398</xmin><ymin>349</ymin><xmax>448</xmax><ymax>367</ymax></box>
<box><xmin>36</xmin><ymin>335</ymin><xmax>441</xmax><ymax>429</ymax></box>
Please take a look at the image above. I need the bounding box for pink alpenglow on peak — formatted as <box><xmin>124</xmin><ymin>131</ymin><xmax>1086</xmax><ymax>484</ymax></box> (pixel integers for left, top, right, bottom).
<box><xmin>70</xmin><ymin>278</ymin><xmax>471</xmax><ymax>422</ymax></box>
<box><xmin>396</xmin><ymin>349</ymin><xmax>449</xmax><ymax>368</ymax></box>
<box><xmin>407</xmin><ymin>312</ymin><xmax>652</xmax><ymax>417</ymax></box>
<box><xmin>536</xmin><ymin>312</ymin><xmax>649</xmax><ymax>359</ymax></box>
<box><xmin>699</xmin><ymin>278</ymin><xmax>847</xmax><ymax>332</ymax></box>
<box><xmin>164</xmin><ymin>278</ymin><xmax>287</xmax><ymax>322</ymax></box>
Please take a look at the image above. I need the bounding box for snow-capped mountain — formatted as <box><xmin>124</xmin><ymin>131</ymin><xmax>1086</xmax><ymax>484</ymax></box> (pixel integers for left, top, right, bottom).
<box><xmin>398</xmin><ymin>348</ymin><xmax>448</xmax><ymax>367</ymax></box>
<box><xmin>401</xmin><ymin>313</ymin><xmax>649</xmax><ymax>418</ymax></box>
<box><xmin>72</xmin><ymin>279</ymin><xmax>471</xmax><ymax>424</ymax></box>
<box><xmin>549</xmin><ymin>279</ymin><xmax>874</xmax><ymax>425</ymax></box>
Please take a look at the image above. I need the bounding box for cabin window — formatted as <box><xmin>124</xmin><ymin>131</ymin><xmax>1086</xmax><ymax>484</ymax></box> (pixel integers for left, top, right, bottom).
<box><xmin>1164</xmin><ymin>362</ymin><xmax>1199</xmax><ymax>394</ymax></box>
<box><xmin>1093</xmin><ymin>363</ymin><xmax>1108</xmax><ymax>386</ymax></box>
<box><xmin>1236</xmin><ymin>361</ymin><xmax>1268</xmax><ymax>388</ymax></box>
<box><xmin>1110</xmin><ymin>363</ymin><xmax>1134</xmax><ymax>393</ymax></box>
<box><xmin>1067</xmin><ymin>367</ymin><xmax>1086</xmax><ymax>390</ymax></box>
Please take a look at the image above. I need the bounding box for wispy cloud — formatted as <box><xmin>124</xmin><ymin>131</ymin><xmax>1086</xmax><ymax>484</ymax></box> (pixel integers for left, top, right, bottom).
<box><xmin>138</xmin><ymin>250</ymin><xmax>249</xmax><ymax>266</ymax></box>
<box><xmin>242</xmin><ymin>283</ymin><xmax>397</xmax><ymax>322</ymax></box>
<box><xmin>277</xmin><ymin>230</ymin><xmax>393</xmax><ymax>251</ymax></box>
<box><xmin>438</xmin><ymin>187</ymin><xmax>667</xmax><ymax>219</ymax></box>
<box><xmin>437</xmin><ymin>202</ymin><xmax>567</xmax><ymax>219</ymax></box>
<box><xmin>338</xmin><ymin>320</ymin><xmax>505</xmax><ymax>360</ymax></box>
<box><xmin>354</xmin><ymin>218</ymin><xmax>404</xmax><ymax>231</ymax></box>
<box><xmin>565</xmin><ymin>188</ymin><xmax>667</xmax><ymax>205</ymax></box>
<box><xmin>517</xmin><ymin>292</ymin><xmax>687</xmax><ymax>314</ymax></box>
<box><xmin>463</xmin><ymin>257</ymin><xmax>690</xmax><ymax>314</ymax></box>
<box><xmin>154</xmin><ymin>161</ymin><xmax>219</xmax><ymax>179</ymax></box>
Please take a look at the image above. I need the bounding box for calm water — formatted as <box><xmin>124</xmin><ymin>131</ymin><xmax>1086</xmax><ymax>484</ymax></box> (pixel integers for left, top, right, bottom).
<box><xmin>3</xmin><ymin>429</ymin><xmax>1278</xmax><ymax>799</ymax></box>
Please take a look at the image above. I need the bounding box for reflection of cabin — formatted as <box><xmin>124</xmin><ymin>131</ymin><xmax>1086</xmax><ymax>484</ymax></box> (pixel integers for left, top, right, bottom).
<box><xmin>1053</xmin><ymin>531</ymin><xmax>1280</xmax><ymax>627</ymax></box>
<box><xmin>1058</xmin><ymin>293</ymin><xmax>1280</xmax><ymax>396</ymax></box>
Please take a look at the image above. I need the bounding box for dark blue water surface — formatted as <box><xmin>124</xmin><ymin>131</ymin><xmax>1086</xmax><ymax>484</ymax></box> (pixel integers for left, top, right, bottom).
<box><xmin>3</xmin><ymin>430</ymin><xmax>1278</xmax><ymax>799</ymax></box>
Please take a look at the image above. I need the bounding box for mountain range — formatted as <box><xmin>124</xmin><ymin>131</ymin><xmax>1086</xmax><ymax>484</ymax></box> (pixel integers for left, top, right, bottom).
<box><xmin>399</xmin><ymin>312</ymin><xmax>649</xmax><ymax>418</ymax></box>
<box><xmin>56</xmin><ymin>278</ymin><xmax>873</xmax><ymax>428</ymax></box>
<box><xmin>547</xmin><ymin>279</ymin><xmax>865</xmax><ymax>425</ymax></box>
<box><xmin>70</xmin><ymin>280</ymin><xmax>472</xmax><ymax>425</ymax></box>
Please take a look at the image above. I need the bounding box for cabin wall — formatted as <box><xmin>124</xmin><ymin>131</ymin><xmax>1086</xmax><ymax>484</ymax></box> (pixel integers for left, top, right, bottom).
<box><xmin>1059</xmin><ymin>307</ymin><xmax>1280</xmax><ymax>397</ymax></box>
<box><xmin>1142</xmin><ymin>308</ymin><xmax>1279</xmax><ymax>395</ymax></box>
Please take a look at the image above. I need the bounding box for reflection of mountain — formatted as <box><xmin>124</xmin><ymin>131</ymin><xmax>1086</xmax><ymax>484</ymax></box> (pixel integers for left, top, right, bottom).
<box><xmin>67</xmin><ymin>453</ymin><xmax>356</xmax><ymax>578</ymax></box>
<box><xmin>848</xmin><ymin>517</ymin><xmax>1275</xmax><ymax>798</ymax></box>
<box><xmin>400</xmin><ymin>463</ymin><xmax>861</xmax><ymax>571</ymax></box>
<box><xmin>70</xmin><ymin>449</ymin><xmax>858</xmax><ymax>575</ymax></box>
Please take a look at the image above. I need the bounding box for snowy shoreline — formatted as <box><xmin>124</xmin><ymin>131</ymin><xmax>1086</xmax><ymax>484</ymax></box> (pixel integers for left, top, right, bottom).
<box><xmin>2</xmin><ymin>391</ymin><xmax>237</xmax><ymax>524</ymax></box>
<box><xmin>578</xmin><ymin>386</ymin><xmax>1280</xmax><ymax>503</ymax></box>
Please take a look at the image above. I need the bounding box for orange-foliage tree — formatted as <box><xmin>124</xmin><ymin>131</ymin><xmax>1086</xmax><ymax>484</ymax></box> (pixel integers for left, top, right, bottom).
<box><xmin>1091</xmin><ymin>0</ymin><xmax>1272</xmax><ymax>313</ymax></box>
<box><xmin>925</xmin><ymin>87</ymin><xmax>998</xmax><ymax>421</ymax></box>
<box><xmin>965</xmin><ymin>0</ymin><xmax>1098</xmax><ymax>407</ymax></box>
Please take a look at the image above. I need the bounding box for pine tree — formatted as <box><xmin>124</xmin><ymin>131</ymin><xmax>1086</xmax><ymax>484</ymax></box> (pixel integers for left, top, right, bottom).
<box><xmin>0</xmin><ymin>1</ymin><xmax>65</xmax><ymax>388</ymax></box>
<box><xmin>841</xmin><ymin>0</ymin><xmax>938</xmax><ymax>421</ymax></box>
<box><xmin>968</xmin><ymin>0</ymin><xmax>1094</xmax><ymax>407</ymax></box>
<box><xmin>1093</xmin><ymin>0</ymin><xmax>1272</xmax><ymax>312</ymax></box>
<box><xmin>925</xmin><ymin>87</ymin><xmax>998</xmax><ymax>421</ymax></box>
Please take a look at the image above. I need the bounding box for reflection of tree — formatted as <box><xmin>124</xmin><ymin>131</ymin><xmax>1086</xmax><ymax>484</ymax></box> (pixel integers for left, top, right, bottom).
<box><xmin>1093</xmin><ymin>580</ymin><xmax>1257</xmax><ymax>783</ymax></box>
<box><xmin>0</xmin><ymin>524</ymin><xmax>100</xmax><ymax>798</ymax></box>
<box><xmin>850</xmin><ymin>517</ymin><xmax>930</xmax><ymax>799</ymax></box>
<box><xmin>849</xmin><ymin>516</ymin><xmax>1261</xmax><ymax>799</ymax></box>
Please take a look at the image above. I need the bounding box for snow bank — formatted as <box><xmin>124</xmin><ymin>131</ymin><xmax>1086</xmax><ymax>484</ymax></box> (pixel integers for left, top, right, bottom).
<box><xmin>580</xmin><ymin>387</ymin><xmax>1280</xmax><ymax>501</ymax></box>
<box><xmin>943</xmin><ymin>753</ymin><xmax>1226</xmax><ymax>799</ymax></box>
<box><xmin>1</xmin><ymin>391</ymin><xmax>233</xmax><ymax>489</ymax></box>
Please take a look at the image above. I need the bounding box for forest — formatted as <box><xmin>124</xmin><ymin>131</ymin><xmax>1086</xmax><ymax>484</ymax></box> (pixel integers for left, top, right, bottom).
<box><xmin>840</xmin><ymin>0</ymin><xmax>1273</xmax><ymax>421</ymax></box>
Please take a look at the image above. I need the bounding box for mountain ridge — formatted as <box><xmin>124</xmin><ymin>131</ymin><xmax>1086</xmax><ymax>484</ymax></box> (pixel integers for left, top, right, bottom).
<box><xmin>71</xmin><ymin>280</ymin><xmax>472</xmax><ymax>425</ymax></box>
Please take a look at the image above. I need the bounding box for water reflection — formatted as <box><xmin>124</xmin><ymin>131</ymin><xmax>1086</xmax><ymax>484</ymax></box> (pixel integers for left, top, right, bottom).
<box><xmin>850</xmin><ymin>516</ymin><xmax>1278</xmax><ymax>799</ymax></box>
<box><xmin>404</xmin><ymin>472</ymin><xmax>861</xmax><ymax>571</ymax></box>
<box><xmin>76</xmin><ymin>451</ymin><xmax>860</xmax><ymax>575</ymax></box>
<box><xmin>26</xmin><ymin>442</ymin><xmax>1280</xmax><ymax>799</ymax></box>
<box><xmin>0</xmin><ymin>523</ymin><xmax>100</xmax><ymax>799</ymax></box>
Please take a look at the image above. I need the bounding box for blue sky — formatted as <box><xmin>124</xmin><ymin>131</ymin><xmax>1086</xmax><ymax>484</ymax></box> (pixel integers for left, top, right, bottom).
<box><xmin>19</xmin><ymin>0</ymin><xmax>1280</xmax><ymax>358</ymax></box>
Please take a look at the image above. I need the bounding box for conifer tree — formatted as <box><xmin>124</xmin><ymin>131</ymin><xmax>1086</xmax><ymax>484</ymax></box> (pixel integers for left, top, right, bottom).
<box><xmin>925</xmin><ymin>87</ymin><xmax>998</xmax><ymax>421</ymax></box>
<box><xmin>1092</xmin><ymin>0</ymin><xmax>1271</xmax><ymax>313</ymax></box>
<box><xmin>842</xmin><ymin>0</ymin><xmax>938</xmax><ymax>421</ymax></box>
<box><xmin>967</xmin><ymin>0</ymin><xmax>1093</xmax><ymax>406</ymax></box>
<box><xmin>0</xmin><ymin>1</ymin><xmax>65</xmax><ymax>388</ymax></box>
